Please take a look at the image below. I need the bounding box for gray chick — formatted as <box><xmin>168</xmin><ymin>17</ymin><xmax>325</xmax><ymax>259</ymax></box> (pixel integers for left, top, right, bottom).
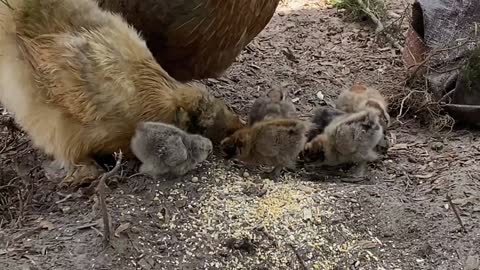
<box><xmin>131</xmin><ymin>122</ymin><xmax>213</xmax><ymax>177</ymax></box>
<box><xmin>248</xmin><ymin>87</ymin><xmax>297</xmax><ymax>125</ymax></box>
<box><xmin>306</xmin><ymin>106</ymin><xmax>346</xmax><ymax>142</ymax></box>
<box><xmin>303</xmin><ymin>108</ymin><xmax>384</xmax><ymax>177</ymax></box>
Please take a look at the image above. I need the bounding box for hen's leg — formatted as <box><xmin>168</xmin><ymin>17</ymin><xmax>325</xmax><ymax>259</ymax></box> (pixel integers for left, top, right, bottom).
<box><xmin>59</xmin><ymin>159</ymin><xmax>104</xmax><ymax>188</ymax></box>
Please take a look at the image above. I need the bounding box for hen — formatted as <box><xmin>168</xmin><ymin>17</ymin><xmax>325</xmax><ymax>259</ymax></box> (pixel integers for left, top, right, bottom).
<box><xmin>97</xmin><ymin>0</ymin><xmax>281</xmax><ymax>81</ymax></box>
<box><xmin>131</xmin><ymin>122</ymin><xmax>213</xmax><ymax>177</ymax></box>
<box><xmin>0</xmin><ymin>0</ymin><xmax>243</xmax><ymax>187</ymax></box>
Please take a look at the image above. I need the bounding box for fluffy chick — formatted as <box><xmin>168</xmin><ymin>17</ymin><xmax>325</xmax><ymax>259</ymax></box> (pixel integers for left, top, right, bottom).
<box><xmin>131</xmin><ymin>122</ymin><xmax>213</xmax><ymax>177</ymax></box>
<box><xmin>220</xmin><ymin>118</ymin><xmax>308</xmax><ymax>179</ymax></box>
<box><xmin>335</xmin><ymin>84</ymin><xmax>391</xmax><ymax>153</ymax></box>
<box><xmin>248</xmin><ymin>87</ymin><xmax>297</xmax><ymax>125</ymax></box>
<box><xmin>303</xmin><ymin>108</ymin><xmax>384</xmax><ymax>177</ymax></box>
<box><xmin>306</xmin><ymin>106</ymin><xmax>346</xmax><ymax>142</ymax></box>
<box><xmin>335</xmin><ymin>84</ymin><xmax>390</xmax><ymax>129</ymax></box>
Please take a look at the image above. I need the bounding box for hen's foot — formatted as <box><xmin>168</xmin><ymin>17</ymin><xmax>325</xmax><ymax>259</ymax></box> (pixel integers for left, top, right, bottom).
<box><xmin>59</xmin><ymin>162</ymin><xmax>104</xmax><ymax>188</ymax></box>
<box><xmin>261</xmin><ymin>166</ymin><xmax>283</xmax><ymax>181</ymax></box>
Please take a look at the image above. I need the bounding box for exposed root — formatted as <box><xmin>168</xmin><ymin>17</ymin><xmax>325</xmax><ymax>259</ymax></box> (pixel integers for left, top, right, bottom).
<box><xmin>96</xmin><ymin>150</ymin><xmax>123</xmax><ymax>248</ymax></box>
<box><xmin>386</xmin><ymin>80</ymin><xmax>455</xmax><ymax>131</ymax></box>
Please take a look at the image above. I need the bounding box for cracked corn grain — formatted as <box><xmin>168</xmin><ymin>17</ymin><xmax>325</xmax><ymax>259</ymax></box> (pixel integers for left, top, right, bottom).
<box><xmin>197</xmin><ymin>172</ymin><xmax>360</xmax><ymax>269</ymax></box>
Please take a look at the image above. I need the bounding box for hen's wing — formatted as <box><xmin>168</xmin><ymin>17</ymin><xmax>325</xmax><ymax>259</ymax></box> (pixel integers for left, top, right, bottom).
<box><xmin>158</xmin><ymin>135</ymin><xmax>189</xmax><ymax>167</ymax></box>
<box><xmin>14</xmin><ymin>0</ymin><xmax>107</xmax><ymax>38</ymax></box>
<box><xmin>16</xmin><ymin>29</ymin><xmax>150</xmax><ymax>123</ymax></box>
<box><xmin>98</xmin><ymin>0</ymin><xmax>280</xmax><ymax>81</ymax></box>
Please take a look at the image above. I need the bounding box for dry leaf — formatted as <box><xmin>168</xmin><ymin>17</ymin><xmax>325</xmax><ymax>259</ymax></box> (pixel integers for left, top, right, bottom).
<box><xmin>389</xmin><ymin>143</ymin><xmax>408</xmax><ymax>150</ymax></box>
<box><xmin>316</xmin><ymin>91</ymin><xmax>324</xmax><ymax>100</ymax></box>
<box><xmin>114</xmin><ymin>223</ymin><xmax>131</xmax><ymax>237</ymax></box>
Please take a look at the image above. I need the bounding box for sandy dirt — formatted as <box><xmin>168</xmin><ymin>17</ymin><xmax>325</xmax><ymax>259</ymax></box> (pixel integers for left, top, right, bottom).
<box><xmin>1</xmin><ymin>0</ymin><xmax>480</xmax><ymax>269</ymax></box>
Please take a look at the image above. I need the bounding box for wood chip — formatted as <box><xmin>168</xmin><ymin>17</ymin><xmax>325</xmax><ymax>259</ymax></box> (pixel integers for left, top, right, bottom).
<box><xmin>39</xmin><ymin>220</ymin><xmax>55</xmax><ymax>231</ymax></box>
<box><xmin>413</xmin><ymin>173</ymin><xmax>435</xmax><ymax>179</ymax></box>
<box><xmin>303</xmin><ymin>208</ymin><xmax>313</xmax><ymax>221</ymax></box>
<box><xmin>115</xmin><ymin>223</ymin><xmax>131</xmax><ymax>237</ymax></box>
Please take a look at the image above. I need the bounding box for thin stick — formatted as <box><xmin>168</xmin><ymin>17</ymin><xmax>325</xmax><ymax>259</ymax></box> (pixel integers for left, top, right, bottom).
<box><xmin>287</xmin><ymin>243</ymin><xmax>308</xmax><ymax>270</ymax></box>
<box><xmin>96</xmin><ymin>150</ymin><xmax>123</xmax><ymax>247</ymax></box>
<box><xmin>0</xmin><ymin>0</ymin><xmax>13</xmax><ymax>10</ymax></box>
<box><xmin>406</xmin><ymin>40</ymin><xmax>475</xmax><ymax>83</ymax></box>
<box><xmin>355</xmin><ymin>0</ymin><xmax>403</xmax><ymax>51</ymax></box>
<box><xmin>441</xmin><ymin>103</ymin><xmax>480</xmax><ymax>110</ymax></box>
<box><xmin>446</xmin><ymin>194</ymin><xmax>467</xmax><ymax>233</ymax></box>
<box><xmin>438</xmin><ymin>88</ymin><xmax>457</xmax><ymax>104</ymax></box>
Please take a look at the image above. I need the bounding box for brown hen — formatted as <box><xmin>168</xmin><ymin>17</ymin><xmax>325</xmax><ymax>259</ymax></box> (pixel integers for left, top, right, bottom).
<box><xmin>97</xmin><ymin>0</ymin><xmax>280</xmax><ymax>81</ymax></box>
<box><xmin>0</xmin><ymin>0</ymin><xmax>244</xmax><ymax>187</ymax></box>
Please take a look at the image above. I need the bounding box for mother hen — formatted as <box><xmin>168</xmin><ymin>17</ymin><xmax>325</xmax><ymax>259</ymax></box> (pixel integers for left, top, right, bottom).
<box><xmin>97</xmin><ymin>0</ymin><xmax>281</xmax><ymax>81</ymax></box>
<box><xmin>0</xmin><ymin>0</ymin><xmax>244</xmax><ymax>187</ymax></box>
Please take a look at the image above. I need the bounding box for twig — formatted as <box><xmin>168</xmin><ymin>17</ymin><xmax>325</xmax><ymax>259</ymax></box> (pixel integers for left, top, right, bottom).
<box><xmin>440</xmin><ymin>103</ymin><xmax>480</xmax><ymax>109</ymax></box>
<box><xmin>287</xmin><ymin>243</ymin><xmax>308</xmax><ymax>270</ymax></box>
<box><xmin>438</xmin><ymin>88</ymin><xmax>457</xmax><ymax>104</ymax></box>
<box><xmin>74</xmin><ymin>221</ymin><xmax>101</xmax><ymax>231</ymax></box>
<box><xmin>406</xmin><ymin>40</ymin><xmax>475</xmax><ymax>83</ymax></box>
<box><xmin>96</xmin><ymin>150</ymin><xmax>123</xmax><ymax>247</ymax></box>
<box><xmin>446</xmin><ymin>194</ymin><xmax>467</xmax><ymax>233</ymax></box>
<box><xmin>396</xmin><ymin>89</ymin><xmax>424</xmax><ymax>122</ymax></box>
<box><xmin>355</xmin><ymin>0</ymin><xmax>403</xmax><ymax>52</ymax></box>
<box><xmin>55</xmin><ymin>194</ymin><xmax>73</xmax><ymax>204</ymax></box>
<box><xmin>0</xmin><ymin>0</ymin><xmax>13</xmax><ymax>11</ymax></box>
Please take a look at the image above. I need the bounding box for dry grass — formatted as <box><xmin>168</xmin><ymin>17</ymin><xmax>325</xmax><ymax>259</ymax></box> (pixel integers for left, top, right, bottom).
<box><xmin>386</xmin><ymin>80</ymin><xmax>456</xmax><ymax>131</ymax></box>
<box><xmin>328</xmin><ymin>0</ymin><xmax>387</xmax><ymax>21</ymax></box>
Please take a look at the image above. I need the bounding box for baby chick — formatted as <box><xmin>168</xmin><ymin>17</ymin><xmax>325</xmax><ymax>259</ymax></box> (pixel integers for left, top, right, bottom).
<box><xmin>335</xmin><ymin>84</ymin><xmax>390</xmax><ymax>129</ymax></box>
<box><xmin>306</xmin><ymin>105</ymin><xmax>346</xmax><ymax>142</ymax></box>
<box><xmin>221</xmin><ymin>118</ymin><xmax>308</xmax><ymax>179</ymax></box>
<box><xmin>335</xmin><ymin>84</ymin><xmax>391</xmax><ymax>154</ymax></box>
<box><xmin>131</xmin><ymin>121</ymin><xmax>213</xmax><ymax>177</ymax></box>
<box><xmin>248</xmin><ymin>87</ymin><xmax>297</xmax><ymax>125</ymax></box>
<box><xmin>303</xmin><ymin>108</ymin><xmax>384</xmax><ymax>177</ymax></box>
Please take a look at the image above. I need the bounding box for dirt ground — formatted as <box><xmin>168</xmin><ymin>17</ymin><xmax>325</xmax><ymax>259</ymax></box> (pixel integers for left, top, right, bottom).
<box><xmin>1</xmin><ymin>0</ymin><xmax>480</xmax><ymax>269</ymax></box>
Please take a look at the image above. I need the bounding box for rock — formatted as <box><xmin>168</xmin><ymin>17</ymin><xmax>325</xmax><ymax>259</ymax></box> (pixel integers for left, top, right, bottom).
<box><xmin>191</xmin><ymin>177</ymin><xmax>199</xmax><ymax>183</ymax></box>
<box><xmin>138</xmin><ymin>257</ymin><xmax>153</xmax><ymax>270</ymax></box>
<box><xmin>465</xmin><ymin>255</ymin><xmax>480</xmax><ymax>270</ymax></box>
<box><xmin>430</xmin><ymin>142</ymin><xmax>444</xmax><ymax>151</ymax></box>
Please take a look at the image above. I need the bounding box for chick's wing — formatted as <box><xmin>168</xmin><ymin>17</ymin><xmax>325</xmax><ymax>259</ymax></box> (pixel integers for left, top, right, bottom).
<box><xmin>334</xmin><ymin>122</ymin><xmax>359</xmax><ymax>155</ymax></box>
<box><xmin>158</xmin><ymin>135</ymin><xmax>189</xmax><ymax>166</ymax></box>
<box><xmin>252</xmin><ymin>126</ymin><xmax>284</xmax><ymax>157</ymax></box>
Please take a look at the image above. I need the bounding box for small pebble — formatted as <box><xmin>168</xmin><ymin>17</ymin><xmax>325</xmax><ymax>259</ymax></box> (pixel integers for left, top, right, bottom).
<box><xmin>191</xmin><ymin>177</ymin><xmax>199</xmax><ymax>183</ymax></box>
<box><xmin>243</xmin><ymin>172</ymin><xmax>250</xmax><ymax>178</ymax></box>
<box><xmin>430</xmin><ymin>142</ymin><xmax>443</xmax><ymax>151</ymax></box>
<box><xmin>61</xmin><ymin>206</ymin><xmax>72</xmax><ymax>214</ymax></box>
